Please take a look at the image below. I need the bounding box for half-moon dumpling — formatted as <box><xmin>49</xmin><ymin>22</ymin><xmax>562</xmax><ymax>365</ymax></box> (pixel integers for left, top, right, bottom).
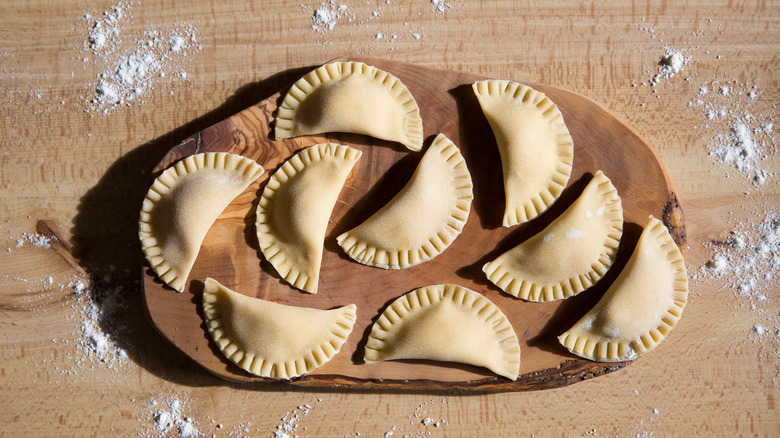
<box><xmin>363</xmin><ymin>284</ymin><xmax>521</xmax><ymax>380</ymax></box>
<box><xmin>139</xmin><ymin>152</ymin><xmax>264</xmax><ymax>292</ymax></box>
<box><xmin>558</xmin><ymin>216</ymin><xmax>688</xmax><ymax>362</ymax></box>
<box><xmin>274</xmin><ymin>61</ymin><xmax>424</xmax><ymax>151</ymax></box>
<box><xmin>202</xmin><ymin>278</ymin><xmax>357</xmax><ymax>379</ymax></box>
<box><xmin>483</xmin><ymin>170</ymin><xmax>623</xmax><ymax>302</ymax></box>
<box><xmin>256</xmin><ymin>143</ymin><xmax>361</xmax><ymax>293</ymax></box>
<box><xmin>337</xmin><ymin>134</ymin><xmax>473</xmax><ymax>269</ymax></box>
<box><xmin>472</xmin><ymin>80</ymin><xmax>574</xmax><ymax>226</ymax></box>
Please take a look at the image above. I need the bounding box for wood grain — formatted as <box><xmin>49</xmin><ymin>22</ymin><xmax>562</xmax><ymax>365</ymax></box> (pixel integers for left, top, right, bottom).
<box><xmin>2</xmin><ymin>1</ymin><xmax>778</xmax><ymax>436</ymax></box>
<box><xmin>142</xmin><ymin>58</ymin><xmax>684</xmax><ymax>391</ymax></box>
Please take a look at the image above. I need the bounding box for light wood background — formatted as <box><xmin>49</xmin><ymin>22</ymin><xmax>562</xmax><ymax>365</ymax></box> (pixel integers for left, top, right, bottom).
<box><xmin>1</xmin><ymin>1</ymin><xmax>778</xmax><ymax>436</ymax></box>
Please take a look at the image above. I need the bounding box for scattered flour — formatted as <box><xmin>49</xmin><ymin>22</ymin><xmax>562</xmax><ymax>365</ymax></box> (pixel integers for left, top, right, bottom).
<box><xmin>687</xmin><ymin>76</ymin><xmax>775</xmax><ymax>185</ymax></box>
<box><xmin>148</xmin><ymin>397</ymin><xmax>201</xmax><ymax>438</ymax></box>
<box><xmin>635</xmin><ymin>20</ymin><xmax>779</xmax><ymax>387</ymax></box>
<box><xmin>300</xmin><ymin>0</ymin><xmax>457</xmax><ymax>47</ymax></box>
<box><xmin>80</xmin><ymin>2</ymin><xmax>203</xmax><ymax>114</ymax></box>
<box><xmin>628</xmin><ymin>406</ymin><xmax>662</xmax><ymax>438</ymax></box>
<box><xmin>648</xmin><ymin>48</ymin><xmax>688</xmax><ymax>86</ymax></box>
<box><xmin>307</xmin><ymin>1</ymin><xmax>354</xmax><ymax>32</ymax></box>
<box><xmin>709</xmin><ymin>123</ymin><xmax>760</xmax><ymax>172</ymax></box>
<box><xmin>430</xmin><ymin>0</ymin><xmax>451</xmax><ymax>13</ymax></box>
<box><xmin>270</xmin><ymin>403</ymin><xmax>315</xmax><ymax>438</ymax></box>
<box><xmin>697</xmin><ymin>210</ymin><xmax>780</xmax><ymax>382</ymax></box>
<box><xmin>8</xmin><ymin>232</ymin><xmax>51</xmax><ymax>250</ymax></box>
<box><xmin>706</xmin><ymin>118</ymin><xmax>774</xmax><ymax>183</ymax></box>
<box><xmin>378</xmin><ymin>398</ymin><xmax>448</xmax><ymax>437</ymax></box>
<box><xmin>700</xmin><ymin>211</ymin><xmax>779</xmax><ymax>303</ymax></box>
<box><xmin>752</xmin><ymin>324</ymin><xmax>766</xmax><ymax>336</ymax></box>
<box><xmin>85</xmin><ymin>2</ymin><xmax>127</xmax><ymax>51</ymax></box>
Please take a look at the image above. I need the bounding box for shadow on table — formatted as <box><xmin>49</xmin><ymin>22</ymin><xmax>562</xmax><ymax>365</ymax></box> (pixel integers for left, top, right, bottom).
<box><xmin>68</xmin><ymin>66</ymin><xmax>316</xmax><ymax>388</ymax></box>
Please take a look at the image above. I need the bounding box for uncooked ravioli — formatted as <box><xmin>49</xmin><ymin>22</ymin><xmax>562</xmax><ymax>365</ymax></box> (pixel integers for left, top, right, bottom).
<box><xmin>472</xmin><ymin>80</ymin><xmax>573</xmax><ymax>226</ymax></box>
<box><xmin>139</xmin><ymin>152</ymin><xmax>264</xmax><ymax>292</ymax></box>
<box><xmin>201</xmin><ymin>278</ymin><xmax>356</xmax><ymax>379</ymax></box>
<box><xmin>274</xmin><ymin>61</ymin><xmax>424</xmax><ymax>151</ymax></box>
<box><xmin>256</xmin><ymin>143</ymin><xmax>361</xmax><ymax>293</ymax></box>
<box><xmin>363</xmin><ymin>284</ymin><xmax>521</xmax><ymax>380</ymax></box>
<box><xmin>483</xmin><ymin>171</ymin><xmax>623</xmax><ymax>302</ymax></box>
<box><xmin>558</xmin><ymin>216</ymin><xmax>688</xmax><ymax>362</ymax></box>
<box><xmin>337</xmin><ymin>133</ymin><xmax>473</xmax><ymax>270</ymax></box>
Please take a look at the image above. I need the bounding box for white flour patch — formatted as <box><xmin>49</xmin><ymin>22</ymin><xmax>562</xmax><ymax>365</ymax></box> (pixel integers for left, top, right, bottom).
<box><xmin>65</xmin><ymin>273</ymin><xmax>136</xmax><ymax>372</ymax></box>
<box><xmin>8</xmin><ymin>232</ymin><xmax>52</xmax><ymax>250</ymax></box>
<box><xmin>78</xmin><ymin>2</ymin><xmax>203</xmax><ymax>115</ymax></box>
<box><xmin>698</xmin><ymin>210</ymin><xmax>779</xmax><ymax>305</ymax></box>
<box><xmin>648</xmin><ymin>48</ymin><xmax>688</xmax><ymax>86</ymax></box>
<box><xmin>706</xmin><ymin>116</ymin><xmax>775</xmax><ymax>183</ymax></box>
<box><xmin>84</xmin><ymin>2</ymin><xmax>128</xmax><ymax>52</ymax></box>
<box><xmin>304</xmin><ymin>1</ymin><xmax>355</xmax><ymax>33</ymax></box>
<box><xmin>687</xmin><ymin>76</ymin><xmax>776</xmax><ymax>185</ymax></box>
<box><xmin>299</xmin><ymin>1</ymin><xmax>455</xmax><ymax>50</ymax></box>
<box><xmin>268</xmin><ymin>402</ymin><xmax>318</xmax><ymax>438</ymax></box>
<box><xmin>629</xmin><ymin>406</ymin><xmax>662</xmax><ymax>438</ymax></box>
<box><xmin>565</xmin><ymin>228</ymin><xmax>584</xmax><ymax>239</ymax></box>
<box><xmin>142</xmin><ymin>396</ymin><xmax>202</xmax><ymax>438</ymax></box>
<box><xmin>695</xmin><ymin>209</ymin><xmax>780</xmax><ymax>383</ymax></box>
<box><xmin>379</xmin><ymin>398</ymin><xmax>449</xmax><ymax>437</ymax></box>
<box><xmin>634</xmin><ymin>20</ymin><xmax>779</xmax><ymax>387</ymax></box>
<box><xmin>752</xmin><ymin>324</ymin><xmax>767</xmax><ymax>336</ymax></box>
<box><xmin>430</xmin><ymin>0</ymin><xmax>452</xmax><ymax>13</ymax></box>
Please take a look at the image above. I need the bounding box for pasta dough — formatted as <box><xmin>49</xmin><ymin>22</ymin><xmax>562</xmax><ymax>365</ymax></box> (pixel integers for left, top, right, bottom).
<box><xmin>202</xmin><ymin>278</ymin><xmax>357</xmax><ymax>379</ymax></box>
<box><xmin>473</xmin><ymin>80</ymin><xmax>573</xmax><ymax>226</ymax></box>
<box><xmin>256</xmin><ymin>143</ymin><xmax>361</xmax><ymax>293</ymax></box>
<box><xmin>139</xmin><ymin>152</ymin><xmax>264</xmax><ymax>292</ymax></box>
<box><xmin>558</xmin><ymin>216</ymin><xmax>688</xmax><ymax>362</ymax></box>
<box><xmin>483</xmin><ymin>171</ymin><xmax>623</xmax><ymax>302</ymax></box>
<box><xmin>275</xmin><ymin>61</ymin><xmax>424</xmax><ymax>151</ymax></box>
<box><xmin>364</xmin><ymin>284</ymin><xmax>521</xmax><ymax>380</ymax></box>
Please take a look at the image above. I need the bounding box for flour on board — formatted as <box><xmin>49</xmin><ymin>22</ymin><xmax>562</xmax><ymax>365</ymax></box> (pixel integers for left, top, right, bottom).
<box><xmin>80</xmin><ymin>2</ymin><xmax>203</xmax><ymax>115</ymax></box>
<box><xmin>145</xmin><ymin>396</ymin><xmax>202</xmax><ymax>438</ymax></box>
<box><xmin>299</xmin><ymin>0</ymin><xmax>458</xmax><ymax>50</ymax></box>
<box><xmin>634</xmin><ymin>20</ymin><xmax>779</xmax><ymax>386</ymax></box>
<box><xmin>648</xmin><ymin>48</ymin><xmax>688</xmax><ymax>86</ymax></box>
<box><xmin>268</xmin><ymin>402</ymin><xmax>316</xmax><ymax>438</ymax></box>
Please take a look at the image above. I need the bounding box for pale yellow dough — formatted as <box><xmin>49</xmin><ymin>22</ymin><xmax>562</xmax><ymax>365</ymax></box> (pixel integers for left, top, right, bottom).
<box><xmin>558</xmin><ymin>216</ymin><xmax>688</xmax><ymax>362</ymax></box>
<box><xmin>472</xmin><ymin>80</ymin><xmax>574</xmax><ymax>226</ymax></box>
<box><xmin>202</xmin><ymin>278</ymin><xmax>356</xmax><ymax>379</ymax></box>
<box><xmin>275</xmin><ymin>61</ymin><xmax>424</xmax><ymax>151</ymax></box>
<box><xmin>337</xmin><ymin>133</ymin><xmax>473</xmax><ymax>270</ymax></box>
<box><xmin>364</xmin><ymin>284</ymin><xmax>521</xmax><ymax>380</ymax></box>
<box><xmin>256</xmin><ymin>143</ymin><xmax>361</xmax><ymax>293</ymax></box>
<box><xmin>139</xmin><ymin>152</ymin><xmax>264</xmax><ymax>292</ymax></box>
<box><xmin>483</xmin><ymin>171</ymin><xmax>623</xmax><ymax>302</ymax></box>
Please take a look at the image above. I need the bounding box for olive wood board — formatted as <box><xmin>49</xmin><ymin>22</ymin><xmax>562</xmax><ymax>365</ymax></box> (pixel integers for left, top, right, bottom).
<box><xmin>142</xmin><ymin>58</ymin><xmax>687</xmax><ymax>392</ymax></box>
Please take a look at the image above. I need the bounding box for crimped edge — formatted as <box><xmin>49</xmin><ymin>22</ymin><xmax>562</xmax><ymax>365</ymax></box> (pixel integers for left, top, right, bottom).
<box><xmin>472</xmin><ymin>79</ymin><xmax>574</xmax><ymax>226</ymax></box>
<box><xmin>138</xmin><ymin>152</ymin><xmax>264</xmax><ymax>292</ymax></box>
<box><xmin>201</xmin><ymin>278</ymin><xmax>357</xmax><ymax>379</ymax></box>
<box><xmin>482</xmin><ymin>170</ymin><xmax>624</xmax><ymax>302</ymax></box>
<box><xmin>336</xmin><ymin>133</ymin><xmax>473</xmax><ymax>269</ymax></box>
<box><xmin>363</xmin><ymin>284</ymin><xmax>521</xmax><ymax>380</ymax></box>
<box><xmin>255</xmin><ymin>143</ymin><xmax>362</xmax><ymax>293</ymax></box>
<box><xmin>274</xmin><ymin>61</ymin><xmax>424</xmax><ymax>151</ymax></box>
<box><xmin>557</xmin><ymin>216</ymin><xmax>688</xmax><ymax>362</ymax></box>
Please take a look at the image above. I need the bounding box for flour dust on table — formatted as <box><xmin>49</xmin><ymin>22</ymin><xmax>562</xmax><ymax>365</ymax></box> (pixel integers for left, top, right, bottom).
<box><xmin>298</xmin><ymin>0</ymin><xmax>464</xmax><ymax>52</ymax></box>
<box><xmin>632</xmin><ymin>19</ymin><xmax>780</xmax><ymax>386</ymax></box>
<box><xmin>76</xmin><ymin>1</ymin><xmax>203</xmax><ymax>115</ymax></box>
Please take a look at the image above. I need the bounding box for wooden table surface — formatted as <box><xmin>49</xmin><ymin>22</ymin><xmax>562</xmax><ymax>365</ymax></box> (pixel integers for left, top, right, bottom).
<box><xmin>1</xmin><ymin>1</ymin><xmax>778</xmax><ymax>436</ymax></box>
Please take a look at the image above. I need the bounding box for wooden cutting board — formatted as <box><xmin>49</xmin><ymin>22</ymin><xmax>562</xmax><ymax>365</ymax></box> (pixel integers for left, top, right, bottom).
<box><xmin>141</xmin><ymin>58</ymin><xmax>686</xmax><ymax>391</ymax></box>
